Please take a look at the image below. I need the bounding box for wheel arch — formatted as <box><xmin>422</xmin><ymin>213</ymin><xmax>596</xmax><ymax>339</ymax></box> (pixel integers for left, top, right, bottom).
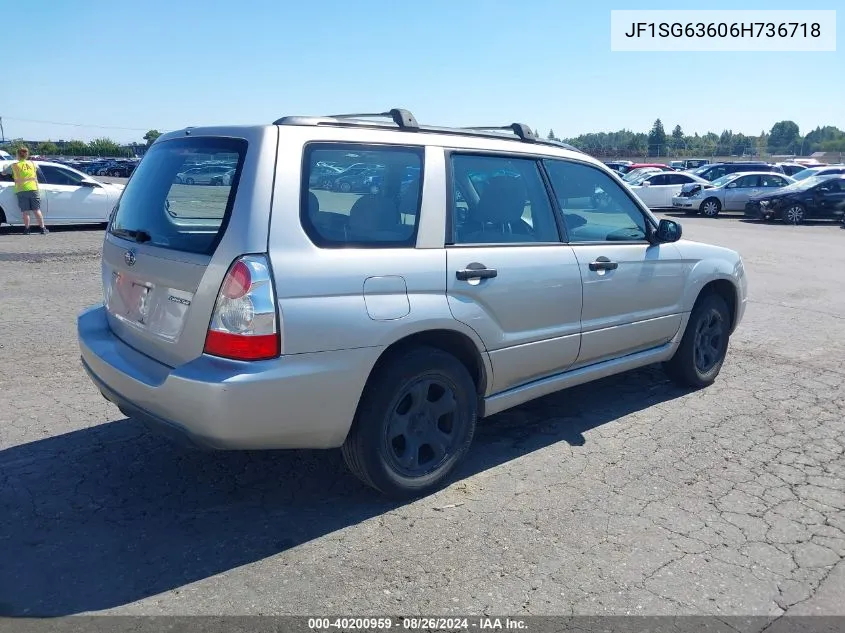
<box><xmin>693</xmin><ymin>279</ymin><xmax>739</xmax><ymax>334</ymax></box>
<box><xmin>348</xmin><ymin>327</ymin><xmax>491</xmax><ymax>435</ymax></box>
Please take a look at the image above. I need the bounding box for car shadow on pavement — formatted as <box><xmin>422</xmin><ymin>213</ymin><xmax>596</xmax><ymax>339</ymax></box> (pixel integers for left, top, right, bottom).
<box><xmin>0</xmin><ymin>365</ymin><xmax>688</xmax><ymax>616</ymax></box>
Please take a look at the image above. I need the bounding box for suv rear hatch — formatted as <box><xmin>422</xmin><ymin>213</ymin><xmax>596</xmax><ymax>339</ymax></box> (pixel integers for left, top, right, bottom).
<box><xmin>101</xmin><ymin>129</ymin><xmax>276</xmax><ymax>368</ymax></box>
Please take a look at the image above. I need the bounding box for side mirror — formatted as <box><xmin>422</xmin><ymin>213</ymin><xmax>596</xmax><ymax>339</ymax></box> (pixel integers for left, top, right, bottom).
<box><xmin>726</xmin><ymin>182</ymin><xmax>737</xmax><ymax>188</ymax></box>
<box><xmin>655</xmin><ymin>218</ymin><xmax>682</xmax><ymax>243</ymax></box>
<box><xmin>641</xmin><ymin>180</ymin><xmax>650</xmax><ymax>187</ymax></box>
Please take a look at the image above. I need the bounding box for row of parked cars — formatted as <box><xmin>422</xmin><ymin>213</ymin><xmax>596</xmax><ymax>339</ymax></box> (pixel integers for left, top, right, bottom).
<box><xmin>50</xmin><ymin>158</ymin><xmax>141</xmax><ymax>178</ymax></box>
<box><xmin>605</xmin><ymin>159</ymin><xmax>845</xmax><ymax>223</ymax></box>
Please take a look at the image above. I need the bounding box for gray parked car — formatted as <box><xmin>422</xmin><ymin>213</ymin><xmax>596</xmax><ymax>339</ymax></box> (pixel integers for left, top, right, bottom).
<box><xmin>77</xmin><ymin>108</ymin><xmax>748</xmax><ymax>498</ymax></box>
<box><xmin>672</xmin><ymin>171</ymin><xmax>795</xmax><ymax>217</ymax></box>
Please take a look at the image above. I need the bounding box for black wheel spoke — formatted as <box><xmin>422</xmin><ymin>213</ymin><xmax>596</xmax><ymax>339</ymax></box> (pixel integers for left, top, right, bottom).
<box><xmin>428</xmin><ymin>389</ymin><xmax>457</xmax><ymax>419</ymax></box>
<box><xmin>407</xmin><ymin>382</ymin><xmax>430</xmax><ymax>414</ymax></box>
<box><xmin>397</xmin><ymin>437</ymin><xmax>421</xmax><ymax>470</ymax></box>
<box><xmin>423</xmin><ymin>429</ymin><xmax>450</xmax><ymax>464</ymax></box>
<box><xmin>388</xmin><ymin>412</ymin><xmax>410</xmax><ymax>440</ymax></box>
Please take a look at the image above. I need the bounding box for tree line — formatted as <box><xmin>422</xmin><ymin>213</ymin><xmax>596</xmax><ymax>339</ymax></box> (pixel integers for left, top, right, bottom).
<box><xmin>545</xmin><ymin>120</ymin><xmax>845</xmax><ymax>158</ymax></box>
<box><xmin>1</xmin><ymin>130</ymin><xmax>163</xmax><ymax>158</ymax></box>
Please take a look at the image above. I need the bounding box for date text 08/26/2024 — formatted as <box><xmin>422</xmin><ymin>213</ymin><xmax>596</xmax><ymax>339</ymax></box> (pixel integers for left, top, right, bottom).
<box><xmin>308</xmin><ymin>617</ymin><xmax>528</xmax><ymax>631</ymax></box>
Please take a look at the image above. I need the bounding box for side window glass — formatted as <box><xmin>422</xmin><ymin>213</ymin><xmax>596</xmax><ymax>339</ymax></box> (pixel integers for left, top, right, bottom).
<box><xmin>302</xmin><ymin>144</ymin><xmax>422</xmax><ymax>248</ymax></box>
<box><xmin>38</xmin><ymin>165</ymin><xmax>72</xmax><ymax>186</ymax></box>
<box><xmin>649</xmin><ymin>174</ymin><xmax>668</xmax><ymax>186</ymax></box>
<box><xmin>450</xmin><ymin>154</ymin><xmax>560</xmax><ymax>245</ymax></box>
<box><xmin>736</xmin><ymin>175</ymin><xmax>759</xmax><ymax>188</ymax></box>
<box><xmin>58</xmin><ymin>167</ymin><xmax>85</xmax><ymax>185</ymax></box>
<box><xmin>544</xmin><ymin>159</ymin><xmax>648</xmax><ymax>243</ymax></box>
<box><xmin>761</xmin><ymin>175</ymin><xmax>784</xmax><ymax>187</ymax></box>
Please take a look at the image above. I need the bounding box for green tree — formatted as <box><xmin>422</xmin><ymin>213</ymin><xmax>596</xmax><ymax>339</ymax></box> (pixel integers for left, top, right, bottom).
<box><xmin>65</xmin><ymin>140</ymin><xmax>89</xmax><ymax>156</ymax></box>
<box><xmin>547</xmin><ymin>129</ymin><xmax>558</xmax><ymax>141</ymax></box>
<box><xmin>671</xmin><ymin>125</ymin><xmax>684</xmax><ymax>152</ymax></box>
<box><xmin>647</xmin><ymin>119</ymin><xmax>666</xmax><ymax>156</ymax></box>
<box><xmin>4</xmin><ymin>138</ymin><xmax>30</xmax><ymax>156</ymax></box>
<box><xmin>802</xmin><ymin>126</ymin><xmax>844</xmax><ymax>155</ymax></box>
<box><xmin>767</xmin><ymin>120</ymin><xmax>800</xmax><ymax>154</ymax></box>
<box><xmin>756</xmin><ymin>131</ymin><xmax>768</xmax><ymax>158</ymax></box>
<box><xmin>87</xmin><ymin>137</ymin><xmax>121</xmax><ymax>157</ymax></box>
<box><xmin>144</xmin><ymin>129</ymin><xmax>162</xmax><ymax>146</ymax></box>
<box><xmin>36</xmin><ymin>141</ymin><xmax>58</xmax><ymax>155</ymax></box>
<box><xmin>627</xmin><ymin>133</ymin><xmax>647</xmax><ymax>156</ymax></box>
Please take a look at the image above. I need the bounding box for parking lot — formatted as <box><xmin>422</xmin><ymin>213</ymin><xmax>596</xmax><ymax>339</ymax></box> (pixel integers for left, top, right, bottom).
<box><xmin>1</xmin><ymin>214</ymin><xmax>843</xmax><ymax>618</ymax></box>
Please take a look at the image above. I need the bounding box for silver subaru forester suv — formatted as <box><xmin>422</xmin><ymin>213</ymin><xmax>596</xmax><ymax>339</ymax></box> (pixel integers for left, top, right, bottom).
<box><xmin>77</xmin><ymin>109</ymin><xmax>747</xmax><ymax>498</ymax></box>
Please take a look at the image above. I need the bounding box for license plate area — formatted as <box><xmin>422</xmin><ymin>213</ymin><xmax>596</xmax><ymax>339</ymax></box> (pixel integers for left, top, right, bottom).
<box><xmin>108</xmin><ymin>271</ymin><xmax>155</xmax><ymax>326</ymax></box>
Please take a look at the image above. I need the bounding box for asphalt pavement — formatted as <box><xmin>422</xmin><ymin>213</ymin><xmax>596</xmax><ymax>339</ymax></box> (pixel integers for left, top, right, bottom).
<box><xmin>0</xmin><ymin>214</ymin><xmax>843</xmax><ymax>619</ymax></box>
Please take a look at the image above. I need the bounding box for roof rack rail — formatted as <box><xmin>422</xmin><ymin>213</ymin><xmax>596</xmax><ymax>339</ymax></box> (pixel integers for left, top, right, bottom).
<box><xmin>461</xmin><ymin>123</ymin><xmax>537</xmax><ymax>142</ymax></box>
<box><xmin>273</xmin><ymin>107</ymin><xmax>584</xmax><ymax>153</ymax></box>
<box><xmin>324</xmin><ymin>108</ymin><xmax>420</xmax><ymax>130</ymax></box>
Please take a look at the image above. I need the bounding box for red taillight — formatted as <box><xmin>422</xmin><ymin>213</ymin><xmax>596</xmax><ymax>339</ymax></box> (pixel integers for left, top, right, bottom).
<box><xmin>221</xmin><ymin>260</ymin><xmax>251</xmax><ymax>299</ymax></box>
<box><xmin>204</xmin><ymin>330</ymin><xmax>279</xmax><ymax>361</ymax></box>
<box><xmin>203</xmin><ymin>255</ymin><xmax>280</xmax><ymax>362</ymax></box>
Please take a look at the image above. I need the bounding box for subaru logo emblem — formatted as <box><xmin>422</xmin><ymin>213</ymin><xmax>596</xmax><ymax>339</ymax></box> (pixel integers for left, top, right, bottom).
<box><xmin>124</xmin><ymin>250</ymin><xmax>136</xmax><ymax>266</ymax></box>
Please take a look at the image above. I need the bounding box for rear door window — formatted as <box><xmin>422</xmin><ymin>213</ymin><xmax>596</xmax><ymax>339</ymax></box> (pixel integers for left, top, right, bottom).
<box><xmin>109</xmin><ymin>137</ymin><xmax>246</xmax><ymax>255</ymax></box>
<box><xmin>301</xmin><ymin>143</ymin><xmax>423</xmax><ymax>248</ymax></box>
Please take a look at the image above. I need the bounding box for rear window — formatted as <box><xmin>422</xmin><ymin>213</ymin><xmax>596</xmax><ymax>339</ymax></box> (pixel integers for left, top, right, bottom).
<box><xmin>301</xmin><ymin>143</ymin><xmax>423</xmax><ymax>248</ymax></box>
<box><xmin>109</xmin><ymin>136</ymin><xmax>246</xmax><ymax>255</ymax></box>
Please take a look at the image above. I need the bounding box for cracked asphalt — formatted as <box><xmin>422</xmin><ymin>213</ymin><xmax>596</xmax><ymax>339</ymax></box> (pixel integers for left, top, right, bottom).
<box><xmin>0</xmin><ymin>215</ymin><xmax>843</xmax><ymax>619</ymax></box>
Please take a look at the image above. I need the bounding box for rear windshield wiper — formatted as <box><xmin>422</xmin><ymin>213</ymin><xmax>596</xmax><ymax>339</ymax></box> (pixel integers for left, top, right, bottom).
<box><xmin>112</xmin><ymin>227</ymin><xmax>152</xmax><ymax>243</ymax></box>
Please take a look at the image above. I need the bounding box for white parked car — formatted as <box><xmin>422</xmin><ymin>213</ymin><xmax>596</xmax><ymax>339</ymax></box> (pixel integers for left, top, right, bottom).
<box><xmin>0</xmin><ymin>160</ymin><xmax>125</xmax><ymax>227</ymax></box>
<box><xmin>627</xmin><ymin>171</ymin><xmax>710</xmax><ymax>209</ymax></box>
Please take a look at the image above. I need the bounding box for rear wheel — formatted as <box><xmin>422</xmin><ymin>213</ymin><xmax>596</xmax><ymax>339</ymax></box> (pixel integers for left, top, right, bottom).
<box><xmin>699</xmin><ymin>198</ymin><xmax>721</xmax><ymax>218</ymax></box>
<box><xmin>342</xmin><ymin>346</ymin><xmax>478</xmax><ymax>499</ymax></box>
<box><xmin>664</xmin><ymin>293</ymin><xmax>731</xmax><ymax>389</ymax></box>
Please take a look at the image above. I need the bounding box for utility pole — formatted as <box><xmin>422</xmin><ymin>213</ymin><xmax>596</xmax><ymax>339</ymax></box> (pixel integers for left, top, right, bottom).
<box><xmin>0</xmin><ymin>117</ymin><xmax>5</xmax><ymax>143</ymax></box>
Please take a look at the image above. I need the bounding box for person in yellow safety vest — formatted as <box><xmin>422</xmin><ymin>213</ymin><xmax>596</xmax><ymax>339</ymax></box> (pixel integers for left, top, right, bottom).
<box><xmin>1</xmin><ymin>146</ymin><xmax>49</xmax><ymax>235</ymax></box>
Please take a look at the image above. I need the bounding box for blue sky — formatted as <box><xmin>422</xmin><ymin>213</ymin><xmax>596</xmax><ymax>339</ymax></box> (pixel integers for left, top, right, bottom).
<box><xmin>1</xmin><ymin>0</ymin><xmax>841</xmax><ymax>143</ymax></box>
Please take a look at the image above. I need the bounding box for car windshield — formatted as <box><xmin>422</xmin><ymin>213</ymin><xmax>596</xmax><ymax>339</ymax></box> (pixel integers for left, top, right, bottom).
<box><xmin>623</xmin><ymin>168</ymin><xmax>657</xmax><ymax>182</ymax></box>
<box><xmin>791</xmin><ymin>168</ymin><xmax>819</xmax><ymax>180</ymax></box>
<box><xmin>775</xmin><ymin>175</ymin><xmax>830</xmax><ymax>193</ymax></box>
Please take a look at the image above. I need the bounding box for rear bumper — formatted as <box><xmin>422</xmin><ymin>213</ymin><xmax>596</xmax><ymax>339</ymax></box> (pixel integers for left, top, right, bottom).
<box><xmin>77</xmin><ymin>305</ymin><xmax>378</xmax><ymax>450</ymax></box>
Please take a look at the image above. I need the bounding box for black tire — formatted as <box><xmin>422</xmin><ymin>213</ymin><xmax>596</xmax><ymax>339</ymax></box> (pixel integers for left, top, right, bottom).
<box><xmin>0</xmin><ymin>207</ymin><xmax>6</xmax><ymax>226</ymax></box>
<box><xmin>782</xmin><ymin>203</ymin><xmax>805</xmax><ymax>224</ymax></box>
<box><xmin>663</xmin><ymin>293</ymin><xmax>731</xmax><ymax>389</ymax></box>
<box><xmin>339</xmin><ymin>181</ymin><xmax>352</xmax><ymax>193</ymax></box>
<box><xmin>185</xmin><ymin>177</ymin><xmax>195</xmax><ymax>185</ymax></box>
<box><xmin>699</xmin><ymin>198</ymin><xmax>721</xmax><ymax>218</ymax></box>
<box><xmin>342</xmin><ymin>346</ymin><xmax>478</xmax><ymax>499</ymax></box>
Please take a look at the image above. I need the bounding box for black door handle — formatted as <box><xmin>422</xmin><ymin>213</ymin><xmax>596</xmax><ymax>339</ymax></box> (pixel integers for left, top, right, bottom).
<box><xmin>456</xmin><ymin>265</ymin><xmax>498</xmax><ymax>281</ymax></box>
<box><xmin>589</xmin><ymin>257</ymin><xmax>618</xmax><ymax>272</ymax></box>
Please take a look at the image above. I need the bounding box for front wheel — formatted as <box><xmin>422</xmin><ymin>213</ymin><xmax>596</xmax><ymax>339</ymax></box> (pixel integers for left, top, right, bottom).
<box><xmin>699</xmin><ymin>198</ymin><xmax>721</xmax><ymax>218</ymax></box>
<box><xmin>342</xmin><ymin>347</ymin><xmax>478</xmax><ymax>499</ymax></box>
<box><xmin>782</xmin><ymin>204</ymin><xmax>805</xmax><ymax>224</ymax></box>
<box><xmin>185</xmin><ymin>177</ymin><xmax>195</xmax><ymax>185</ymax></box>
<box><xmin>339</xmin><ymin>181</ymin><xmax>352</xmax><ymax>193</ymax></box>
<box><xmin>663</xmin><ymin>293</ymin><xmax>731</xmax><ymax>389</ymax></box>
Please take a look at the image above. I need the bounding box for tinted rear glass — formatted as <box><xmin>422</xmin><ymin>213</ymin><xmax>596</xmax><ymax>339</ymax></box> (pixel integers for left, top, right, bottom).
<box><xmin>109</xmin><ymin>136</ymin><xmax>247</xmax><ymax>255</ymax></box>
